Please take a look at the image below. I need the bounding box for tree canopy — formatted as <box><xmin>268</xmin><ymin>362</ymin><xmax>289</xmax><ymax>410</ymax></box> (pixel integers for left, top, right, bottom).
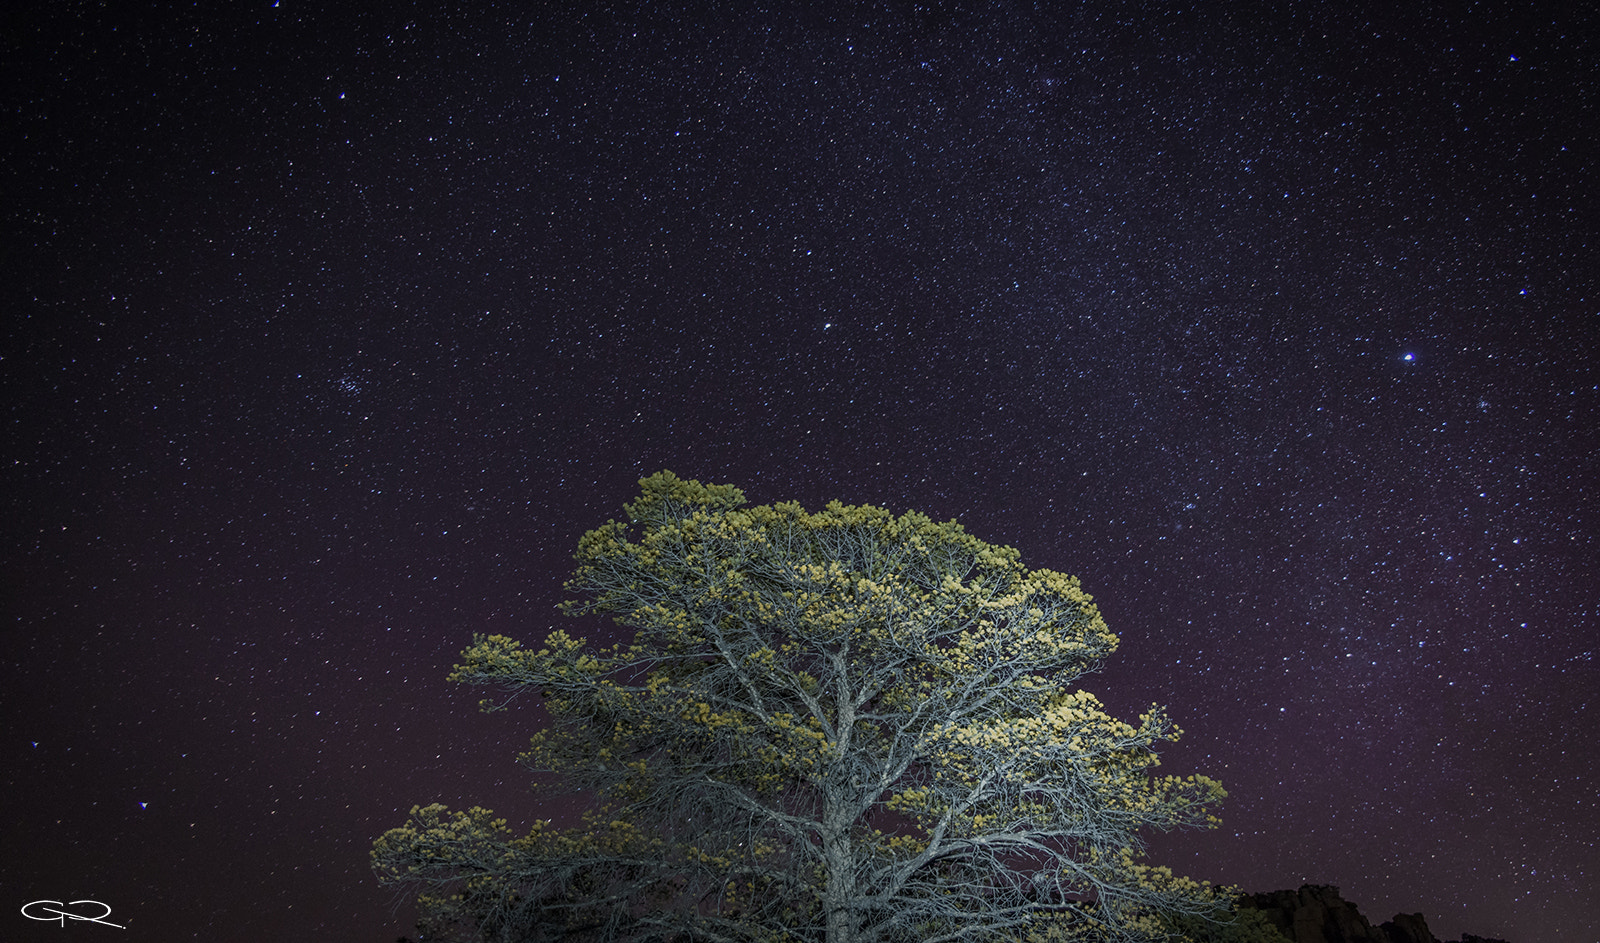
<box><xmin>373</xmin><ymin>471</ymin><xmax>1230</xmax><ymax>943</ymax></box>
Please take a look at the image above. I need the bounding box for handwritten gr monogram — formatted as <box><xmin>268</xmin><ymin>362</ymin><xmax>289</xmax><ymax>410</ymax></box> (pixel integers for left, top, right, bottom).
<box><xmin>21</xmin><ymin>900</ymin><xmax>125</xmax><ymax>929</ymax></box>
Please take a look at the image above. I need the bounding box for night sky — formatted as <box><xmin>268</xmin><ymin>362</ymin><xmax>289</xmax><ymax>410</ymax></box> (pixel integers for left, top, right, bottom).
<box><xmin>4</xmin><ymin>3</ymin><xmax>1596</xmax><ymax>942</ymax></box>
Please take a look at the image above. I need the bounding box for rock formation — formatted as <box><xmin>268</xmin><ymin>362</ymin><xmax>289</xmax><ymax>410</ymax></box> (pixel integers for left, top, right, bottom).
<box><xmin>1238</xmin><ymin>885</ymin><xmax>1511</xmax><ymax>943</ymax></box>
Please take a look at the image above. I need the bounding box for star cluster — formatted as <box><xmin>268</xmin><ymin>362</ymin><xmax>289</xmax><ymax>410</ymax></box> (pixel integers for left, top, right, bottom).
<box><xmin>3</xmin><ymin>3</ymin><xmax>1595</xmax><ymax>942</ymax></box>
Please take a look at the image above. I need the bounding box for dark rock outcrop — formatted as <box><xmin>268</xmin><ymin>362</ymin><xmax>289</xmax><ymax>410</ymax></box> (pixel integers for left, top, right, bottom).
<box><xmin>1379</xmin><ymin>912</ymin><xmax>1436</xmax><ymax>943</ymax></box>
<box><xmin>1242</xmin><ymin>884</ymin><xmax>1397</xmax><ymax>943</ymax></box>
<box><xmin>1239</xmin><ymin>885</ymin><xmax>1511</xmax><ymax>943</ymax></box>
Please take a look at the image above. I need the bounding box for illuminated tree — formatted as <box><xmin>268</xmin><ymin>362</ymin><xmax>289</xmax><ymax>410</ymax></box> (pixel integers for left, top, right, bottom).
<box><xmin>374</xmin><ymin>471</ymin><xmax>1229</xmax><ymax>943</ymax></box>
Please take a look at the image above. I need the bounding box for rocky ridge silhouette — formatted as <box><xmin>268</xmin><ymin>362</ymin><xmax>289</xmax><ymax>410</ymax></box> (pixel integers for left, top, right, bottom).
<box><xmin>1240</xmin><ymin>885</ymin><xmax>1512</xmax><ymax>943</ymax></box>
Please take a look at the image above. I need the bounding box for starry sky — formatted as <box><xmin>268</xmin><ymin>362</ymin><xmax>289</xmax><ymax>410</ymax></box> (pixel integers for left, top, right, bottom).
<box><xmin>3</xmin><ymin>3</ymin><xmax>1596</xmax><ymax>942</ymax></box>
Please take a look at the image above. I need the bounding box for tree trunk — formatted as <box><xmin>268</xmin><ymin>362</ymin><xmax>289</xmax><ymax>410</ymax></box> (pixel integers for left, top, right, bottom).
<box><xmin>823</xmin><ymin>823</ymin><xmax>855</xmax><ymax>943</ymax></box>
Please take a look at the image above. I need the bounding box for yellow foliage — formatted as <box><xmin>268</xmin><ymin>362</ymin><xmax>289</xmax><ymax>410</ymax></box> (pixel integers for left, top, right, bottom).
<box><xmin>388</xmin><ymin>471</ymin><xmax>1227</xmax><ymax>943</ymax></box>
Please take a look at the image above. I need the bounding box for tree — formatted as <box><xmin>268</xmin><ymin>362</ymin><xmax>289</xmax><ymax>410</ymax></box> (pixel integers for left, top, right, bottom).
<box><xmin>374</xmin><ymin>471</ymin><xmax>1229</xmax><ymax>943</ymax></box>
